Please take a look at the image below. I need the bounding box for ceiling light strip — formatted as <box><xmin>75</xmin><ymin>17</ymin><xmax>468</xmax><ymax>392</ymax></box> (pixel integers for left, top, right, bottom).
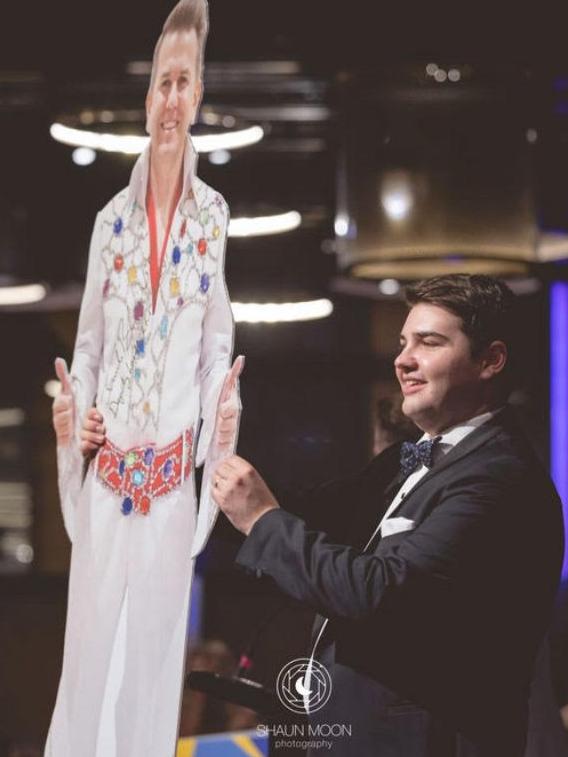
<box><xmin>229</xmin><ymin>211</ymin><xmax>301</xmax><ymax>237</ymax></box>
<box><xmin>0</xmin><ymin>284</ymin><xmax>46</xmax><ymax>306</ymax></box>
<box><xmin>231</xmin><ymin>299</ymin><xmax>333</xmax><ymax>324</ymax></box>
<box><xmin>50</xmin><ymin>123</ymin><xmax>263</xmax><ymax>155</ymax></box>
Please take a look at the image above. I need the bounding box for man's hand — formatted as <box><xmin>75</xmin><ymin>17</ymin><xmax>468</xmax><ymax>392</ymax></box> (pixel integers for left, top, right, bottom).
<box><xmin>214</xmin><ymin>356</ymin><xmax>244</xmax><ymax>452</ymax></box>
<box><xmin>52</xmin><ymin>358</ymin><xmax>74</xmax><ymax>446</ymax></box>
<box><xmin>212</xmin><ymin>455</ymin><xmax>279</xmax><ymax>535</ymax></box>
<box><xmin>80</xmin><ymin>407</ymin><xmax>106</xmax><ymax>457</ymax></box>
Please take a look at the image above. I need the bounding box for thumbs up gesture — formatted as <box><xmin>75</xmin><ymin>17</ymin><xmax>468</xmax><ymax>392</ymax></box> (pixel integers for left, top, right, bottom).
<box><xmin>214</xmin><ymin>356</ymin><xmax>244</xmax><ymax>452</ymax></box>
<box><xmin>52</xmin><ymin>357</ymin><xmax>74</xmax><ymax>446</ymax></box>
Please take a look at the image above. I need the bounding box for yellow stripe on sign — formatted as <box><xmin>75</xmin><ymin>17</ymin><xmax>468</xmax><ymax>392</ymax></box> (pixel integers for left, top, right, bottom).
<box><xmin>176</xmin><ymin>738</ymin><xmax>197</xmax><ymax>757</ymax></box>
<box><xmin>232</xmin><ymin>734</ymin><xmax>266</xmax><ymax>757</ymax></box>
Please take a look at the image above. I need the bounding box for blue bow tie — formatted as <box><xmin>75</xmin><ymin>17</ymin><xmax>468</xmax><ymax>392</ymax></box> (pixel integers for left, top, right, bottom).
<box><xmin>399</xmin><ymin>437</ymin><xmax>441</xmax><ymax>478</ymax></box>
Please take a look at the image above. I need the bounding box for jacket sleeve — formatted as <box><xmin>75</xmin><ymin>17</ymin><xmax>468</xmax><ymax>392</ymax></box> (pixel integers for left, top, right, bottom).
<box><xmin>192</xmin><ymin>197</ymin><xmax>239</xmax><ymax>557</ymax></box>
<box><xmin>236</xmin><ymin>472</ymin><xmax>514</xmax><ymax>621</ymax></box>
<box><xmin>56</xmin><ymin>212</ymin><xmax>104</xmax><ymax>542</ymax></box>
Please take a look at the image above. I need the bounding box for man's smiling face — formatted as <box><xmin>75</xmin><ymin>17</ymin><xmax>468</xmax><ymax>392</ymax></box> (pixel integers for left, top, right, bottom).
<box><xmin>146</xmin><ymin>29</ymin><xmax>202</xmax><ymax>162</ymax></box>
<box><xmin>394</xmin><ymin>302</ymin><xmax>490</xmax><ymax>435</ymax></box>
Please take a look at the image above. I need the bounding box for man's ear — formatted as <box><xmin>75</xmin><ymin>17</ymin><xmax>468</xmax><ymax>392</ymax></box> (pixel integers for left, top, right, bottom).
<box><xmin>479</xmin><ymin>340</ymin><xmax>508</xmax><ymax>380</ymax></box>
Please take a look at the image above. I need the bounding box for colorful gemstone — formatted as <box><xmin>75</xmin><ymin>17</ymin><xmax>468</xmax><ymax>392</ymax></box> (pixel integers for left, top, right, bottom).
<box><xmin>118</xmin><ymin>459</ymin><xmax>125</xmax><ymax>477</ymax></box>
<box><xmin>177</xmin><ymin>297</ymin><xmax>184</xmax><ymax>308</ymax></box>
<box><xmin>134</xmin><ymin>301</ymin><xmax>144</xmax><ymax>321</ymax></box>
<box><xmin>113</xmin><ymin>217</ymin><xmax>123</xmax><ymax>236</ymax></box>
<box><xmin>125</xmin><ymin>451</ymin><xmax>137</xmax><ymax>467</ymax></box>
<box><xmin>200</xmin><ymin>273</ymin><xmax>210</xmax><ymax>293</ymax></box>
<box><xmin>139</xmin><ymin>496</ymin><xmax>151</xmax><ymax>515</ymax></box>
<box><xmin>159</xmin><ymin>315</ymin><xmax>168</xmax><ymax>338</ymax></box>
<box><xmin>197</xmin><ymin>238</ymin><xmax>207</xmax><ymax>255</ymax></box>
<box><xmin>114</xmin><ymin>254</ymin><xmax>124</xmax><ymax>272</ymax></box>
<box><xmin>103</xmin><ymin>278</ymin><xmax>110</xmax><ymax>297</ymax></box>
<box><xmin>132</xmin><ymin>469</ymin><xmax>145</xmax><ymax>487</ymax></box>
<box><xmin>143</xmin><ymin>401</ymin><xmax>150</xmax><ymax>415</ymax></box>
<box><xmin>180</xmin><ymin>220</ymin><xmax>187</xmax><ymax>238</ymax></box>
<box><xmin>213</xmin><ymin>225</ymin><xmax>221</xmax><ymax>240</ymax></box>
<box><xmin>134</xmin><ymin>368</ymin><xmax>141</xmax><ymax>380</ymax></box>
<box><xmin>163</xmin><ymin>458</ymin><xmax>173</xmax><ymax>478</ymax></box>
<box><xmin>128</xmin><ymin>265</ymin><xmax>137</xmax><ymax>284</ymax></box>
<box><xmin>135</xmin><ymin>338</ymin><xmax>145</xmax><ymax>356</ymax></box>
<box><xmin>186</xmin><ymin>241</ymin><xmax>194</xmax><ymax>255</ymax></box>
<box><xmin>170</xmin><ymin>276</ymin><xmax>180</xmax><ymax>297</ymax></box>
<box><xmin>121</xmin><ymin>496</ymin><xmax>133</xmax><ymax>515</ymax></box>
<box><xmin>199</xmin><ymin>209</ymin><xmax>210</xmax><ymax>226</ymax></box>
<box><xmin>172</xmin><ymin>246</ymin><xmax>181</xmax><ymax>265</ymax></box>
<box><xmin>144</xmin><ymin>448</ymin><xmax>155</xmax><ymax>466</ymax></box>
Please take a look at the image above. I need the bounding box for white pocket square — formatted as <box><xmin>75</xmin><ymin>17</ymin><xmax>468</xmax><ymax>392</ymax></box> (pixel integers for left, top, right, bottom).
<box><xmin>380</xmin><ymin>516</ymin><xmax>415</xmax><ymax>538</ymax></box>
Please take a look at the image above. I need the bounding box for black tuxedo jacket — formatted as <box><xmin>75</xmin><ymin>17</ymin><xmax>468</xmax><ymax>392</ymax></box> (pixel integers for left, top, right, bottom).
<box><xmin>237</xmin><ymin>407</ymin><xmax>564</xmax><ymax>756</ymax></box>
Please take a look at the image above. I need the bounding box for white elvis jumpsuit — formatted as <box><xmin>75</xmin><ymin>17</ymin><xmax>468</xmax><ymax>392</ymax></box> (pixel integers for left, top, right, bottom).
<box><xmin>45</xmin><ymin>136</ymin><xmax>236</xmax><ymax>757</ymax></box>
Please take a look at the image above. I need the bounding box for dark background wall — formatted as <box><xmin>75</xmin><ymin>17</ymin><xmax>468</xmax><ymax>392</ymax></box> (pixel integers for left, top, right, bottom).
<box><xmin>1</xmin><ymin>2</ymin><xmax>567</xmax><ymax>752</ymax></box>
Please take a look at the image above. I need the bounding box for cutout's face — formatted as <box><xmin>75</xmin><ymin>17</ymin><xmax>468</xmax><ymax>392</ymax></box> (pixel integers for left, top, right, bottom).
<box><xmin>395</xmin><ymin>303</ymin><xmax>489</xmax><ymax>433</ymax></box>
<box><xmin>146</xmin><ymin>29</ymin><xmax>202</xmax><ymax>160</ymax></box>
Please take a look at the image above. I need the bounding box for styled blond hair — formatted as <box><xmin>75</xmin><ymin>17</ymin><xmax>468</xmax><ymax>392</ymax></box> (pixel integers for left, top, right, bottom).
<box><xmin>149</xmin><ymin>0</ymin><xmax>209</xmax><ymax>91</ymax></box>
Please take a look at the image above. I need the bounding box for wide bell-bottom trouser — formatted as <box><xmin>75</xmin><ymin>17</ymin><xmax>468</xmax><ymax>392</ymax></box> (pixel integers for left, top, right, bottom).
<box><xmin>45</xmin><ymin>469</ymin><xmax>196</xmax><ymax>757</ymax></box>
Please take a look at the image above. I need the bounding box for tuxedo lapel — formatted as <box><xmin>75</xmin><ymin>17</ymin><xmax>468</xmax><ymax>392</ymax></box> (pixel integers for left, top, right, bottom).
<box><xmin>383</xmin><ymin>470</ymin><xmax>407</xmax><ymax>503</ymax></box>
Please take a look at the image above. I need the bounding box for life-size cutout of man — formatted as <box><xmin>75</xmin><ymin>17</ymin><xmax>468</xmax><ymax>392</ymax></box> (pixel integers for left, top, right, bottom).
<box><xmin>48</xmin><ymin>2</ymin><xmax>242</xmax><ymax>755</ymax></box>
<box><xmin>214</xmin><ymin>275</ymin><xmax>564</xmax><ymax>757</ymax></box>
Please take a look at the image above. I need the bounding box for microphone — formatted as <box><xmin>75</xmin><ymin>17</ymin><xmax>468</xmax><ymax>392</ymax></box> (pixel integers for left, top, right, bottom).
<box><xmin>187</xmin><ymin>670</ymin><xmax>280</xmax><ymax>716</ymax></box>
<box><xmin>187</xmin><ymin>600</ymin><xmax>295</xmax><ymax>716</ymax></box>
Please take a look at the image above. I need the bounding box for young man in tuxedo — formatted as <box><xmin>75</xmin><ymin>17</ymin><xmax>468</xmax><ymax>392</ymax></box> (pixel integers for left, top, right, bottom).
<box><xmin>213</xmin><ymin>274</ymin><xmax>564</xmax><ymax>757</ymax></box>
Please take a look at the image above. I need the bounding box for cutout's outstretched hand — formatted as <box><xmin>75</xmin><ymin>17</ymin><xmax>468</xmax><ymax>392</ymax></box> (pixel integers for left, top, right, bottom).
<box><xmin>219</xmin><ymin>355</ymin><xmax>244</xmax><ymax>404</ymax></box>
<box><xmin>52</xmin><ymin>358</ymin><xmax>74</xmax><ymax>446</ymax></box>
<box><xmin>55</xmin><ymin>357</ymin><xmax>72</xmax><ymax>395</ymax></box>
<box><xmin>214</xmin><ymin>356</ymin><xmax>244</xmax><ymax>451</ymax></box>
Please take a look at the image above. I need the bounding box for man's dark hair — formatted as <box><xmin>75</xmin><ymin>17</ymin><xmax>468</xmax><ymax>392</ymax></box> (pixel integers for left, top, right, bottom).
<box><xmin>404</xmin><ymin>273</ymin><xmax>518</xmax><ymax>388</ymax></box>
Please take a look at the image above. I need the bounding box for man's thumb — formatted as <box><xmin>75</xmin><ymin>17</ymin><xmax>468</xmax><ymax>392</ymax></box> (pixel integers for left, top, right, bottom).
<box><xmin>54</xmin><ymin>357</ymin><xmax>72</xmax><ymax>396</ymax></box>
<box><xmin>220</xmin><ymin>355</ymin><xmax>245</xmax><ymax>403</ymax></box>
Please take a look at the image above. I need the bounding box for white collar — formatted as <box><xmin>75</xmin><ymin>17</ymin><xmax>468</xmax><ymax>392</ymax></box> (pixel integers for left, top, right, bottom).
<box><xmin>127</xmin><ymin>134</ymin><xmax>199</xmax><ymax>216</ymax></box>
<box><xmin>419</xmin><ymin>408</ymin><xmax>500</xmax><ymax>449</ymax></box>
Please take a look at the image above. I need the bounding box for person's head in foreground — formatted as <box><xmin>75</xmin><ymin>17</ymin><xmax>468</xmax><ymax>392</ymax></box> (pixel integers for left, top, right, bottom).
<box><xmin>396</xmin><ymin>274</ymin><xmax>517</xmax><ymax>436</ymax></box>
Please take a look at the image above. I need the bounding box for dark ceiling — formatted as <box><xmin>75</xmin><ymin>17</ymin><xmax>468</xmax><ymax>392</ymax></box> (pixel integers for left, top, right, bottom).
<box><xmin>1</xmin><ymin>1</ymin><xmax>568</xmax><ymax>296</ymax></box>
<box><xmin>2</xmin><ymin>1</ymin><xmax>567</xmax><ymax>75</ymax></box>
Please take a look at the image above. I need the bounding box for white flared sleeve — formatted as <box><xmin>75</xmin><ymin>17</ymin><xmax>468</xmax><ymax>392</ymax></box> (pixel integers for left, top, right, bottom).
<box><xmin>56</xmin><ymin>212</ymin><xmax>104</xmax><ymax>542</ymax></box>
<box><xmin>192</xmin><ymin>199</ymin><xmax>240</xmax><ymax>557</ymax></box>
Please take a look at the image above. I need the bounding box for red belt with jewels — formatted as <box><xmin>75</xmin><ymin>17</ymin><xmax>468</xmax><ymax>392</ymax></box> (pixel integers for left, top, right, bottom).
<box><xmin>94</xmin><ymin>428</ymin><xmax>193</xmax><ymax>515</ymax></box>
